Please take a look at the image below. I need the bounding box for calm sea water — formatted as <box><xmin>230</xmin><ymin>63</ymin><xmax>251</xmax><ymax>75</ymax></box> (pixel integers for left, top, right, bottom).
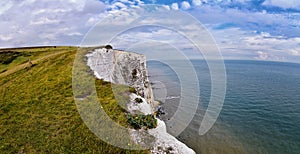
<box><xmin>147</xmin><ymin>60</ymin><xmax>300</xmax><ymax>154</ymax></box>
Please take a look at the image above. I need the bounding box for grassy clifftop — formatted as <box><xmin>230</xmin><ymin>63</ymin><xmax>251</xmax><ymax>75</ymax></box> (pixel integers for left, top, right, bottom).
<box><xmin>0</xmin><ymin>46</ymin><xmax>148</xmax><ymax>153</ymax></box>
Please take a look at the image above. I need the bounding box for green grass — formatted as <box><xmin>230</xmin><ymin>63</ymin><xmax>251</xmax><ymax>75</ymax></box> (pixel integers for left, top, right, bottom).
<box><xmin>0</xmin><ymin>46</ymin><xmax>73</xmax><ymax>73</ymax></box>
<box><xmin>95</xmin><ymin>79</ymin><xmax>130</xmax><ymax>127</ymax></box>
<box><xmin>0</xmin><ymin>47</ymin><xmax>149</xmax><ymax>153</ymax></box>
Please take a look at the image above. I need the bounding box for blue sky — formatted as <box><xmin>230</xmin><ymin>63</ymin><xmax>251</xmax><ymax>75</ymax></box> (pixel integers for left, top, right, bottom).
<box><xmin>0</xmin><ymin>0</ymin><xmax>299</xmax><ymax>63</ymax></box>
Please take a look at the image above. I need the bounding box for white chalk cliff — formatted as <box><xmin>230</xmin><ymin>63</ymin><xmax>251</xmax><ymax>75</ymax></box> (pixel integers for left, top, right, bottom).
<box><xmin>86</xmin><ymin>48</ymin><xmax>195</xmax><ymax>154</ymax></box>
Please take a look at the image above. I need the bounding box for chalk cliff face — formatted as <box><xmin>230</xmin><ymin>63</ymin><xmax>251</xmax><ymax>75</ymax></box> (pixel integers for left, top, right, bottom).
<box><xmin>86</xmin><ymin>48</ymin><xmax>195</xmax><ymax>154</ymax></box>
<box><xmin>86</xmin><ymin>48</ymin><xmax>154</xmax><ymax>104</ymax></box>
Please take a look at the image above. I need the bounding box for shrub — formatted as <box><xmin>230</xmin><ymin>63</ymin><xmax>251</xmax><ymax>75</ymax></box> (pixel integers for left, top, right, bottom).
<box><xmin>0</xmin><ymin>51</ymin><xmax>21</xmax><ymax>64</ymax></box>
<box><xmin>135</xmin><ymin>97</ymin><xmax>143</xmax><ymax>103</ymax></box>
<box><xmin>127</xmin><ymin>114</ymin><xmax>157</xmax><ymax>130</ymax></box>
<box><xmin>104</xmin><ymin>45</ymin><xmax>113</xmax><ymax>50</ymax></box>
<box><xmin>129</xmin><ymin>87</ymin><xmax>137</xmax><ymax>94</ymax></box>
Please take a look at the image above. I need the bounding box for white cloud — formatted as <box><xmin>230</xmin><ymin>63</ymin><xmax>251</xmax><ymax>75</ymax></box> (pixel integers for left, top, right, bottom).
<box><xmin>171</xmin><ymin>3</ymin><xmax>179</xmax><ymax>10</ymax></box>
<box><xmin>0</xmin><ymin>0</ymin><xmax>106</xmax><ymax>47</ymax></box>
<box><xmin>161</xmin><ymin>5</ymin><xmax>170</xmax><ymax>10</ymax></box>
<box><xmin>263</xmin><ymin>0</ymin><xmax>300</xmax><ymax>9</ymax></box>
<box><xmin>111</xmin><ymin>2</ymin><xmax>128</xmax><ymax>10</ymax></box>
<box><xmin>79</xmin><ymin>3</ymin><xmax>300</xmax><ymax>63</ymax></box>
<box><xmin>0</xmin><ymin>0</ymin><xmax>13</xmax><ymax>15</ymax></box>
<box><xmin>192</xmin><ymin>0</ymin><xmax>203</xmax><ymax>6</ymax></box>
<box><xmin>211</xmin><ymin>27</ymin><xmax>300</xmax><ymax>62</ymax></box>
<box><xmin>0</xmin><ymin>0</ymin><xmax>299</xmax><ymax>63</ymax></box>
<box><xmin>256</xmin><ymin>51</ymin><xmax>269</xmax><ymax>60</ymax></box>
<box><xmin>30</xmin><ymin>17</ymin><xmax>60</xmax><ymax>25</ymax></box>
<box><xmin>110</xmin><ymin>0</ymin><xmax>144</xmax><ymax>9</ymax></box>
<box><xmin>119</xmin><ymin>0</ymin><xmax>134</xmax><ymax>5</ymax></box>
<box><xmin>135</xmin><ymin>0</ymin><xmax>144</xmax><ymax>5</ymax></box>
<box><xmin>67</xmin><ymin>32</ymin><xmax>83</xmax><ymax>36</ymax></box>
<box><xmin>189</xmin><ymin>5</ymin><xmax>300</xmax><ymax>38</ymax></box>
<box><xmin>243</xmin><ymin>33</ymin><xmax>300</xmax><ymax>53</ymax></box>
<box><xmin>290</xmin><ymin>49</ymin><xmax>300</xmax><ymax>56</ymax></box>
<box><xmin>181</xmin><ymin>1</ymin><xmax>191</xmax><ymax>10</ymax></box>
<box><xmin>0</xmin><ymin>34</ymin><xmax>13</xmax><ymax>41</ymax></box>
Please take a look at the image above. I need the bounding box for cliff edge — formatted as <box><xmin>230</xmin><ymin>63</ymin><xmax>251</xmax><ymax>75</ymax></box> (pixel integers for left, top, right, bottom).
<box><xmin>86</xmin><ymin>47</ymin><xmax>195</xmax><ymax>154</ymax></box>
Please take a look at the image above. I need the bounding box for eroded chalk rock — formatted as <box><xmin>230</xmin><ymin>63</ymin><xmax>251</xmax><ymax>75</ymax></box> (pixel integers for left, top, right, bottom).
<box><xmin>86</xmin><ymin>47</ymin><xmax>195</xmax><ymax>154</ymax></box>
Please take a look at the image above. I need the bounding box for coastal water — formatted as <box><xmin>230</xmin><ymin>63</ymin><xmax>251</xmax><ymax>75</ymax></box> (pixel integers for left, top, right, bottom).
<box><xmin>147</xmin><ymin>60</ymin><xmax>300</xmax><ymax>154</ymax></box>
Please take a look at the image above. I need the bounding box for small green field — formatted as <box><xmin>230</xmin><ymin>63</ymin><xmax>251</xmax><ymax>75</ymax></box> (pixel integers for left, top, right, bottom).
<box><xmin>0</xmin><ymin>46</ymin><xmax>149</xmax><ymax>154</ymax></box>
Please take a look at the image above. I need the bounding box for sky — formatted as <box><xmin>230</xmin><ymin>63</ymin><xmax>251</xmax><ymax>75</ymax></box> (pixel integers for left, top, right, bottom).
<box><xmin>0</xmin><ymin>0</ymin><xmax>299</xmax><ymax>63</ymax></box>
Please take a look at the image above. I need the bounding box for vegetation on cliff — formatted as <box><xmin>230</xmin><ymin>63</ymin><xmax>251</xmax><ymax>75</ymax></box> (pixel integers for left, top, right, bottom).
<box><xmin>127</xmin><ymin>114</ymin><xmax>157</xmax><ymax>130</ymax></box>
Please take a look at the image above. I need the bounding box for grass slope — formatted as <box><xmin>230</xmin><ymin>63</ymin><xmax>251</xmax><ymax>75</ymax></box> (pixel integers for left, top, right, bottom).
<box><xmin>0</xmin><ymin>47</ymin><xmax>148</xmax><ymax>154</ymax></box>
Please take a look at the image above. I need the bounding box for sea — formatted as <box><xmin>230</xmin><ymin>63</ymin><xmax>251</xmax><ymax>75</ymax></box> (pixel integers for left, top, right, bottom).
<box><xmin>147</xmin><ymin>60</ymin><xmax>300</xmax><ymax>154</ymax></box>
